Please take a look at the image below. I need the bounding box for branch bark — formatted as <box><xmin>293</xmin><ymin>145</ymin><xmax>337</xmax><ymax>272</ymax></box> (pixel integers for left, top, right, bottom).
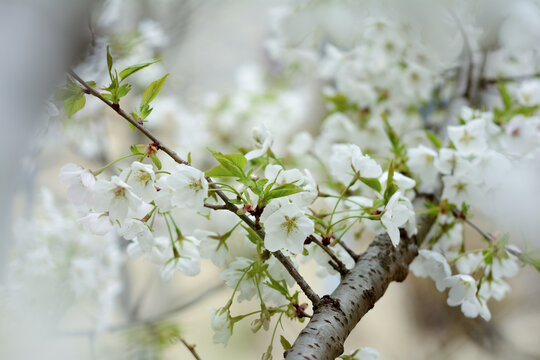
<box><xmin>285</xmin><ymin>214</ymin><xmax>435</xmax><ymax>360</ymax></box>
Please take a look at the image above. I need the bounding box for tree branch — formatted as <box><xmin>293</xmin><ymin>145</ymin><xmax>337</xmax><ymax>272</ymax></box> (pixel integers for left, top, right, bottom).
<box><xmin>180</xmin><ymin>338</ymin><xmax>202</xmax><ymax>360</ymax></box>
<box><xmin>309</xmin><ymin>235</ymin><xmax>348</xmax><ymax>275</ymax></box>
<box><xmin>68</xmin><ymin>70</ymin><xmax>320</xmax><ymax>306</ymax></box>
<box><xmin>284</xmin><ymin>214</ymin><xmax>436</xmax><ymax>360</ymax></box>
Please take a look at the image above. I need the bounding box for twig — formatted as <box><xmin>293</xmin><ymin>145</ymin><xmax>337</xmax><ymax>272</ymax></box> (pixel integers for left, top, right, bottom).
<box><xmin>203</xmin><ymin>203</ymin><xmax>229</xmax><ymax>211</ymax></box>
<box><xmin>68</xmin><ymin>70</ymin><xmax>320</xmax><ymax>306</ymax></box>
<box><xmin>309</xmin><ymin>235</ymin><xmax>348</xmax><ymax>275</ymax></box>
<box><xmin>336</xmin><ymin>240</ymin><xmax>359</xmax><ymax>262</ymax></box>
<box><xmin>180</xmin><ymin>338</ymin><xmax>202</xmax><ymax>360</ymax></box>
<box><xmin>453</xmin><ymin>209</ymin><xmax>496</xmax><ymax>242</ymax></box>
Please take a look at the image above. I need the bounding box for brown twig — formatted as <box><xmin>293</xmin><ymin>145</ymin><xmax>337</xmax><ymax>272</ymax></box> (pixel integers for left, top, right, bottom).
<box><xmin>309</xmin><ymin>235</ymin><xmax>348</xmax><ymax>275</ymax></box>
<box><xmin>180</xmin><ymin>338</ymin><xmax>202</xmax><ymax>360</ymax></box>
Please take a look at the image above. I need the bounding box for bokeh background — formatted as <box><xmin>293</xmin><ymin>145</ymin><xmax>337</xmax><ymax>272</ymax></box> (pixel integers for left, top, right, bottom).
<box><xmin>1</xmin><ymin>1</ymin><xmax>540</xmax><ymax>359</ymax></box>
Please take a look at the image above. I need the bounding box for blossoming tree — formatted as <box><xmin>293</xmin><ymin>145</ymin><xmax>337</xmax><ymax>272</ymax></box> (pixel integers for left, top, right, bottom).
<box><xmin>5</xmin><ymin>1</ymin><xmax>540</xmax><ymax>360</ymax></box>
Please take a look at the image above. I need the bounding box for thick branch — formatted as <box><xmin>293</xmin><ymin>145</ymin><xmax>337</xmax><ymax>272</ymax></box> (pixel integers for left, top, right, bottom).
<box><xmin>285</xmin><ymin>215</ymin><xmax>435</xmax><ymax>360</ymax></box>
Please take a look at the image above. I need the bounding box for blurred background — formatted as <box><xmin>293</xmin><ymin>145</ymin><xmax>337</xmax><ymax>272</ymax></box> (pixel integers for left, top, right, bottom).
<box><xmin>1</xmin><ymin>0</ymin><xmax>540</xmax><ymax>359</ymax></box>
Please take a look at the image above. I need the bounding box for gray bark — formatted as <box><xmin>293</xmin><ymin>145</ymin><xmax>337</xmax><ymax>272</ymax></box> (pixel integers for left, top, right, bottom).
<box><xmin>285</xmin><ymin>215</ymin><xmax>435</xmax><ymax>360</ymax></box>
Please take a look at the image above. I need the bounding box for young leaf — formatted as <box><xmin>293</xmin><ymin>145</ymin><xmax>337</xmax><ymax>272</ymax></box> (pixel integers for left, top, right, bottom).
<box><xmin>117</xmin><ymin>83</ymin><xmax>132</xmax><ymax>98</ymax></box>
<box><xmin>208</xmin><ymin>151</ymin><xmax>248</xmax><ymax>180</ymax></box>
<box><xmin>150</xmin><ymin>153</ymin><xmax>162</xmax><ymax>170</ymax></box>
<box><xmin>498</xmin><ymin>83</ymin><xmax>513</xmax><ymax>110</ymax></box>
<box><xmin>425</xmin><ymin>130</ymin><xmax>442</xmax><ymax>149</ymax></box>
<box><xmin>264</xmin><ymin>183</ymin><xmax>304</xmax><ymax>203</ymax></box>
<box><xmin>106</xmin><ymin>45</ymin><xmax>113</xmax><ymax>75</ymax></box>
<box><xmin>359</xmin><ymin>177</ymin><xmax>382</xmax><ymax>193</ymax></box>
<box><xmin>64</xmin><ymin>91</ymin><xmax>86</xmax><ymax>118</ymax></box>
<box><xmin>119</xmin><ymin>60</ymin><xmax>161</xmax><ymax>81</ymax></box>
<box><xmin>142</xmin><ymin>74</ymin><xmax>169</xmax><ymax>106</ymax></box>
<box><xmin>206</xmin><ymin>164</ymin><xmax>234</xmax><ymax>177</ymax></box>
<box><xmin>280</xmin><ymin>336</ymin><xmax>292</xmax><ymax>351</ymax></box>
<box><xmin>383</xmin><ymin>162</ymin><xmax>398</xmax><ymax>204</ymax></box>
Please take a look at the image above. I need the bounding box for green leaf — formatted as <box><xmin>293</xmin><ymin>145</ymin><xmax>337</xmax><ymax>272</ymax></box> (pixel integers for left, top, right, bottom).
<box><xmin>519</xmin><ymin>250</ymin><xmax>540</xmax><ymax>273</ymax></box>
<box><xmin>117</xmin><ymin>83</ymin><xmax>132</xmax><ymax>98</ymax></box>
<box><xmin>86</xmin><ymin>81</ymin><xmax>97</xmax><ymax>88</ymax></box>
<box><xmin>64</xmin><ymin>91</ymin><xmax>86</xmax><ymax>118</ymax></box>
<box><xmin>119</xmin><ymin>60</ymin><xmax>160</xmax><ymax>80</ymax></box>
<box><xmin>265</xmin><ymin>183</ymin><xmax>304</xmax><ymax>203</ymax></box>
<box><xmin>150</xmin><ymin>153</ymin><xmax>162</xmax><ymax>170</ymax></box>
<box><xmin>359</xmin><ymin>177</ymin><xmax>382</xmax><ymax>193</ymax></box>
<box><xmin>142</xmin><ymin>74</ymin><xmax>169</xmax><ymax>106</ymax></box>
<box><xmin>382</xmin><ymin>113</ymin><xmax>400</xmax><ymax>149</ymax></box>
<box><xmin>280</xmin><ymin>335</ymin><xmax>291</xmax><ymax>351</ymax></box>
<box><xmin>106</xmin><ymin>45</ymin><xmax>113</xmax><ymax>75</ymax></box>
<box><xmin>425</xmin><ymin>131</ymin><xmax>442</xmax><ymax>149</ymax></box>
<box><xmin>383</xmin><ymin>161</ymin><xmax>398</xmax><ymax>204</ymax></box>
<box><xmin>207</xmin><ymin>151</ymin><xmax>248</xmax><ymax>180</ymax></box>
<box><xmin>265</xmin><ymin>278</ymin><xmax>289</xmax><ymax>298</ymax></box>
<box><xmin>130</xmin><ymin>144</ymin><xmax>146</xmax><ymax>155</ymax></box>
<box><xmin>206</xmin><ymin>164</ymin><xmax>234</xmax><ymax>177</ymax></box>
<box><xmin>498</xmin><ymin>84</ymin><xmax>512</xmax><ymax>110</ymax></box>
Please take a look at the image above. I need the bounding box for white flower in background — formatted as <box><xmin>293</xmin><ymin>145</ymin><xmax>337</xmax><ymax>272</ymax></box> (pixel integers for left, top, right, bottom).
<box><xmin>455</xmin><ymin>252</ymin><xmax>483</xmax><ymax>274</ymax></box>
<box><xmin>122</xmin><ymin>161</ymin><xmax>156</xmax><ymax>202</ymax></box>
<box><xmin>491</xmin><ymin>255</ymin><xmax>519</xmax><ymax>280</ymax></box>
<box><xmin>262</xmin><ymin>203</ymin><xmax>314</xmax><ymax>254</ymax></box>
<box><xmin>167</xmin><ymin>164</ymin><xmax>208</xmax><ymax>210</ymax></box>
<box><xmin>379</xmin><ymin>171</ymin><xmax>416</xmax><ymax>194</ymax></box>
<box><xmin>479</xmin><ymin>279</ymin><xmax>510</xmax><ymax>302</ymax></box>
<box><xmin>410</xmin><ymin>250</ymin><xmax>452</xmax><ymax>291</ymax></box>
<box><xmin>59</xmin><ymin>163</ymin><xmax>96</xmax><ymax>208</ymax></box>
<box><xmin>441</xmin><ymin>175</ymin><xmax>472</xmax><ymax>205</ymax></box>
<box><xmin>221</xmin><ymin>257</ymin><xmax>257</xmax><ymax>302</ymax></box>
<box><xmin>515</xmin><ymin>80</ymin><xmax>540</xmax><ymax>106</ymax></box>
<box><xmin>447</xmin><ymin>119</ymin><xmax>488</xmax><ymax>155</ymax></box>
<box><xmin>265</xmin><ymin>164</ymin><xmax>304</xmax><ymax>187</ymax></box>
<box><xmin>197</xmin><ymin>229</ymin><xmax>229</xmax><ymax>268</ymax></box>
<box><xmin>245</xmin><ymin>124</ymin><xmax>273</xmax><ymax>160</ymax></box>
<box><xmin>209</xmin><ymin>307</ymin><xmax>233</xmax><ymax>346</ymax></box>
<box><xmin>160</xmin><ymin>236</ymin><xmax>201</xmax><ymax>279</ymax></box>
<box><xmin>432</xmin><ymin>222</ymin><xmax>463</xmax><ymax>257</ymax></box>
<box><xmin>120</xmin><ymin>218</ymin><xmax>154</xmax><ymax>251</ymax></box>
<box><xmin>288</xmin><ymin>131</ymin><xmax>313</xmax><ymax>156</ymax></box>
<box><xmin>78</xmin><ymin>212</ymin><xmax>113</xmax><ymax>235</ymax></box>
<box><xmin>407</xmin><ymin>145</ymin><xmax>439</xmax><ymax>192</ymax></box>
<box><xmin>380</xmin><ymin>192</ymin><xmax>413</xmax><ymax>247</ymax></box>
<box><xmin>502</xmin><ymin>115</ymin><xmax>540</xmax><ymax>155</ymax></box>
<box><xmin>435</xmin><ymin>148</ymin><xmax>458</xmax><ymax>175</ymax></box>
<box><xmin>444</xmin><ymin>274</ymin><xmax>491</xmax><ymax>321</ymax></box>
<box><xmin>330</xmin><ymin>144</ymin><xmax>382</xmax><ymax>185</ymax></box>
<box><xmin>92</xmin><ymin>176</ymin><xmax>141</xmax><ymax>221</ymax></box>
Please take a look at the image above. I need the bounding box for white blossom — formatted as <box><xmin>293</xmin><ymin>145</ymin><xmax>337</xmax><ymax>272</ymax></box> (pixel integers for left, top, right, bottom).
<box><xmin>221</xmin><ymin>257</ymin><xmax>257</xmax><ymax>302</ymax></box>
<box><xmin>410</xmin><ymin>250</ymin><xmax>452</xmax><ymax>291</ymax></box>
<box><xmin>120</xmin><ymin>219</ymin><xmax>154</xmax><ymax>252</ymax></box>
<box><xmin>407</xmin><ymin>145</ymin><xmax>439</xmax><ymax>192</ymax></box>
<box><xmin>197</xmin><ymin>229</ymin><xmax>228</xmax><ymax>268</ymax></box>
<box><xmin>262</xmin><ymin>203</ymin><xmax>314</xmax><ymax>254</ymax></box>
<box><xmin>380</xmin><ymin>192</ymin><xmax>413</xmax><ymax>247</ymax></box>
<box><xmin>245</xmin><ymin>124</ymin><xmax>273</xmax><ymax>160</ymax></box>
<box><xmin>92</xmin><ymin>176</ymin><xmax>141</xmax><ymax>221</ymax></box>
<box><xmin>122</xmin><ymin>161</ymin><xmax>156</xmax><ymax>202</ymax></box>
<box><xmin>330</xmin><ymin>143</ymin><xmax>382</xmax><ymax>185</ymax></box>
<box><xmin>167</xmin><ymin>164</ymin><xmax>208</xmax><ymax>210</ymax></box>
<box><xmin>447</xmin><ymin>119</ymin><xmax>488</xmax><ymax>155</ymax></box>
<box><xmin>209</xmin><ymin>307</ymin><xmax>233</xmax><ymax>346</ymax></box>
<box><xmin>444</xmin><ymin>274</ymin><xmax>491</xmax><ymax>321</ymax></box>
<box><xmin>59</xmin><ymin>163</ymin><xmax>96</xmax><ymax>208</ymax></box>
